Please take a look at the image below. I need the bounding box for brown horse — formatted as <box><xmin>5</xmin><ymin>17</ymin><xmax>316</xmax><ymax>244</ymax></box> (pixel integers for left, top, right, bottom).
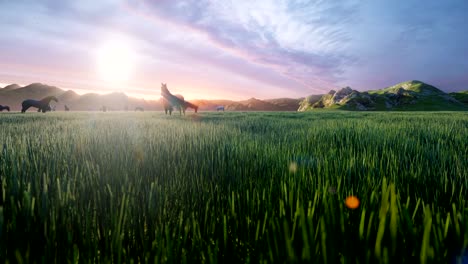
<box><xmin>161</xmin><ymin>83</ymin><xmax>185</xmax><ymax>115</ymax></box>
<box><xmin>21</xmin><ymin>96</ymin><xmax>58</xmax><ymax>113</ymax></box>
<box><xmin>182</xmin><ymin>101</ymin><xmax>198</xmax><ymax>113</ymax></box>
<box><xmin>160</xmin><ymin>83</ymin><xmax>198</xmax><ymax>115</ymax></box>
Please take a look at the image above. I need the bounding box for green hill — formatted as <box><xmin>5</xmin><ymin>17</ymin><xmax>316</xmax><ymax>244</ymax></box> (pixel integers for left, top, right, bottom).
<box><xmin>449</xmin><ymin>90</ymin><xmax>468</xmax><ymax>105</ymax></box>
<box><xmin>299</xmin><ymin>80</ymin><xmax>467</xmax><ymax>111</ymax></box>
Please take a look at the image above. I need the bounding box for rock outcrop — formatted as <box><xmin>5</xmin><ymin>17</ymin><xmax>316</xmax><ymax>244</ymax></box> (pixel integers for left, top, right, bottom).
<box><xmin>298</xmin><ymin>80</ymin><xmax>467</xmax><ymax>111</ymax></box>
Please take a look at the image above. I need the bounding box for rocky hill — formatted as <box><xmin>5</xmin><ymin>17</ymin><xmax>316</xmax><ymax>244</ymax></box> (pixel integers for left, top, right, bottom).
<box><xmin>298</xmin><ymin>81</ymin><xmax>467</xmax><ymax>111</ymax></box>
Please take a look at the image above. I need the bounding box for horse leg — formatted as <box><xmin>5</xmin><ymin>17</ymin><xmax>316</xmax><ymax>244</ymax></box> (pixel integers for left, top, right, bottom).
<box><xmin>21</xmin><ymin>105</ymin><xmax>30</xmax><ymax>113</ymax></box>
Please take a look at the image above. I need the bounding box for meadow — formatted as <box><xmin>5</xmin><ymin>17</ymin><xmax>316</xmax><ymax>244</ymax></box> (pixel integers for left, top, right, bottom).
<box><xmin>0</xmin><ymin>111</ymin><xmax>467</xmax><ymax>263</ymax></box>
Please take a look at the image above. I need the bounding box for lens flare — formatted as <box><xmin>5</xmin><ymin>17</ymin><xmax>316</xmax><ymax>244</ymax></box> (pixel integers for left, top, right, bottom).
<box><xmin>345</xmin><ymin>196</ymin><xmax>360</xmax><ymax>209</ymax></box>
<box><xmin>289</xmin><ymin>162</ymin><xmax>298</xmax><ymax>173</ymax></box>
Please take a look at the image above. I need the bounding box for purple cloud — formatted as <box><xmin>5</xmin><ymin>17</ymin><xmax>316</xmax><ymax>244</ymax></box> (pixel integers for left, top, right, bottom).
<box><xmin>136</xmin><ymin>0</ymin><xmax>358</xmax><ymax>94</ymax></box>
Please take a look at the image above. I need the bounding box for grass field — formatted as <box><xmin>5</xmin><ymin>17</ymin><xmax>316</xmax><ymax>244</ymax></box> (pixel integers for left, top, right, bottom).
<box><xmin>1</xmin><ymin>111</ymin><xmax>467</xmax><ymax>263</ymax></box>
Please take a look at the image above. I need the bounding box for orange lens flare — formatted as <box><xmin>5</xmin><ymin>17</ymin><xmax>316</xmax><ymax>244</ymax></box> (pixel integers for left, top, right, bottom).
<box><xmin>345</xmin><ymin>196</ymin><xmax>360</xmax><ymax>209</ymax></box>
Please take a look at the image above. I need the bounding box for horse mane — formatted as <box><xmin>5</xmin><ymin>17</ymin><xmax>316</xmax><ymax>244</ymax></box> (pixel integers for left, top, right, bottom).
<box><xmin>184</xmin><ymin>101</ymin><xmax>198</xmax><ymax>109</ymax></box>
<box><xmin>161</xmin><ymin>84</ymin><xmax>171</xmax><ymax>96</ymax></box>
<box><xmin>40</xmin><ymin>96</ymin><xmax>58</xmax><ymax>103</ymax></box>
<box><xmin>175</xmin><ymin>94</ymin><xmax>185</xmax><ymax>101</ymax></box>
<box><xmin>161</xmin><ymin>83</ymin><xmax>198</xmax><ymax>114</ymax></box>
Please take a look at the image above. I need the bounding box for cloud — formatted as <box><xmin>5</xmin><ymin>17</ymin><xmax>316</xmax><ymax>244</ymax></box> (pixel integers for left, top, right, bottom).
<box><xmin>336</xmin><ymin>0</ymin><xmax>468</xmax><ymax>92</ymax></box>
<box><xmin>136</xmin><ymin>0</ymin><xmax>359</xmax><ymax>93</ymax></box>
<box><xmin>2</xmin><ymin>0</ymin><xmax>467</xmax><ymax>98</ymax></box>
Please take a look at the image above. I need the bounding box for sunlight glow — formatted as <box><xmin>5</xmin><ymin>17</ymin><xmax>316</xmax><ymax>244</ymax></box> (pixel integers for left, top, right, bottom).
<box><xmin>96</xmin><ymin>40</ymin><xmax>135</xmax><ymax>84</ymax></box>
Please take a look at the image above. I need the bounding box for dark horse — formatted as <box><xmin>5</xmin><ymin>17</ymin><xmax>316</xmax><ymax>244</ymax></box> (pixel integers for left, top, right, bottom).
<box><xmin>161</xmin><ymin>83</ymin><xmax>198</xmax><ymax>115</ymax></box>
<box><xmin>21</xmin><ymin>96</ymin><xmax>58</xmax><ymax>113</ymax></box>
<box><xmin>182</xmin><ymin>101</ymin><xmax>198</xmax><ymax>113</ymax></box>
<box><xmin>0</xmin><ymin>105</ymin><xmax>10</xmax><ymax>111</ymax></box>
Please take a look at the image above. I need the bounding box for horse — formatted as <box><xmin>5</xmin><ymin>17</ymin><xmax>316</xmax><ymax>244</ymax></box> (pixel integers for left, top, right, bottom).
<box><xmin>22</xmin><ymin>96</ymin><xmax>58</xmax><ymax>113</ymax></box>
<box><xmin>161</xmin><ymin>95</ymin><xmax>186</xmax><ymax>115</ymax></box>
<box><xmin>183</xmin><ymin>101</ymin><xmax>198</xmax><ymax>113</ymax></box>
<box><xmin>37</xmin><ymin>105</ymin><xmax>52</xmax><ymax>112</ymax></box>
<box><xmin>216</xmin><ymin>106</ymin><xmax>225</xmax><ymax>112</ymax></box>
<box><xmin>65</xmin><ymin>105</ymin><xmax>70</xmax><ymax>111</ymax></box>
<box><xmin>0</xmin><ymin>105</ymin><xmax>10</xmax><ymax>112</ymax></box>
<box><xmin>161</xmin><ymin>97</ymin><xmax>174</xmax><ymax>115</ymax></box>
<box><xmin>135</xmin><ymin>106</ymin><xmax>144</xmax><ymax>112</ymax></box>
<box><xmin>161</xmin><ymin>83</ymin><xmax>186</xmax><ymax>115</ymax></box>
<box><xmin>161</xmin><ymin>83</ymin><xmax>198</xmax><ymax>115</ymax></box>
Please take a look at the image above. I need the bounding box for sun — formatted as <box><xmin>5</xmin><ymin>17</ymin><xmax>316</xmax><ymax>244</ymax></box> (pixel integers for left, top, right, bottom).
<box><xmin>96</xmin><ymin>40</ymin><xmax>135</xmax><ymax>84</ymax></box>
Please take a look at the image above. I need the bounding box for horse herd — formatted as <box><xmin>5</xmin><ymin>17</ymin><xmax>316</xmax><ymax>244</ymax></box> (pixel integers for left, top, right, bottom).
<box><xmin>0</xmin><ymin>84</ymin><xmax>223</xmax><ymax>115</ymax></box>
<box><xmin>0</xmin><ymin>96</ymin><xmax>59</xmax><ymax>113</ymax></box>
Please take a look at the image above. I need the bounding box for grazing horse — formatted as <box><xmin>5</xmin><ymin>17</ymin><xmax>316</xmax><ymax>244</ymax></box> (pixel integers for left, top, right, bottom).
<box><xmin>161</xmin><ymin>95</ymin><xmax>187</xmax><ymax>115</ymax></box>
<box><xmin>37</xmin><ymin>105</ymin><xmax>52</xmax><ymax>112</ymax></box>
<box><xmin>161</xmin><ymin>97</ymin><xmax>174</xmax><ymax>115</ymax></box>
<box><xmin>161</xmin><ymin>83</ymin><xmax>185</xmax><ymax>115</ymax></box>
<box><xmin>183</xmin><ymin>101</ymin><xmax>198</xmax><ymax>113</ymax></box>
<box><xmin>161</xmin><ymin>83</ymin><xmax>198</xmax><ymax>115</ymax></box>
<box><xmin>0</xmin><ymin>105</ymin><xmax>10</xmax><ymax>112</ymax></box>
<box><xmin>22</xmin><ymin>96</ymin><xmax>58</xmax><ymax>113</ymax></box>
<box><xmin>216</xmin><ymin>106</ymin><xmax>225</xmax><ymax>112</ymax></box>
<box><xmin>135</xmin><ymin>106</ymin><xmax>144</xmax><ymax>112</ymax></box>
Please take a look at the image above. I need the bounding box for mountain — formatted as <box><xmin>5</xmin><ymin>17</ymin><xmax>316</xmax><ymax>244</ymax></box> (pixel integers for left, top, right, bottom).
<box><xmin>264</xmin><ymin>98</ymin><xmax>303</xmax><ymax>111</ymax></box>
<box><xmin>0</xmin><ymin>83</ymin><xmax>301</xmax><ymax>112</ymax></box>
<box><xmin>298</xmin><ymin>81</ymin><xmax>467</xmax><ymax>111</ymax></box>
<box><xmin>0</xmin><ymin>83</ymin><xmax>163</xmax><ymax>111</ymax></box>
<box><xmin>58</xmin><ymin>90</ymin><xmax>80</xmax><ymax>102</ymax></box>
<box><xmin>449</xmin><ymin>90</ymin><xmax>468</xmax><ymax>106</ymax></box>
<box><xmin>186</xmin><ymin>99</ymin><xmax>235</xmax><ymax>111</ymax></box>
<box><xmin>297</xmin><ymin>94</ymin><xmax>325</xmax><ymax>111</ymax></box>
<box><xmin>2</xmin><ymin>84</ymin><xmax>21</xmax><ymax>90</ymax></box>
<box><xmin>190</xmin><ymin>97</ymin><xmax>301</xmax><ymax>111</ymax></box>
<box><xmin>4</xmin><ymin>81</ymin><xmax>463</xmax><ymax>112</ymax></box>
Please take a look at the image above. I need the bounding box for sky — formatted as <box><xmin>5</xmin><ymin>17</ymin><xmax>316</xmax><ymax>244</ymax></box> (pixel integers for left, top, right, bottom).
<box><xmin>1</xmin><ymin>0</ymin><xmax>467</xmax><ymax>100</ymax></box>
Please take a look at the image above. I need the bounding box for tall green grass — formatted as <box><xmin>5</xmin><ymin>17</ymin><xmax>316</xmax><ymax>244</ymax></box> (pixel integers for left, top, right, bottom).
<box><xmin>0</xmin><ymin>111</ymin><xmax>467</xmax><ymax>263</ymax></box>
